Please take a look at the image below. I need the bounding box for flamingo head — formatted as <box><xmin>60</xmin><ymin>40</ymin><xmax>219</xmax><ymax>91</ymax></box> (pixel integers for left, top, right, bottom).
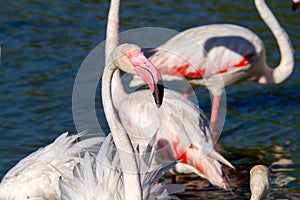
<box><xmin>110</xmin><ymin>43</ymin><xmax>164</xmax><ymax>107</ymax></box>
<box><xmin>250</xmin><ymin>165</ymin><xmax>271</xmax><ymax>200</ymax></box>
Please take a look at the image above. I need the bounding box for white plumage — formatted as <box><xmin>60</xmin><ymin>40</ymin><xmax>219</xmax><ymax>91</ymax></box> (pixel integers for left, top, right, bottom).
<box><xmin>106</xmin><ymin>0</ymin><xmax>234</xmax><ymax>190</ymax></box>
<box><xmin>117</xmin><ymin>88</ymin><xmax>235</xmax><ymax>190</ymax></box>
<box><xmin>0</xmin><ymin>132</ymin><xmax>102</xmax><ymax>200</ymax></box>
<box><xmin>60</xmin><ymin>134</ymin><xmax>184</xmax><ymax>200</ymax></box>
<box><xmin>250</xmin><ymin>165</ymin><xmax>271</xmax><ymax>200</ymax></box>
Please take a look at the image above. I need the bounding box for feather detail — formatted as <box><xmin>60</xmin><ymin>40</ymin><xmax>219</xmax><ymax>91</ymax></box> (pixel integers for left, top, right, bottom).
<box><xmin>118</xmin><ymin>89</ymin><xmax>234</xmax><ymax>190</ymax></box>
<box><xmin>60</xmin><ymin>134</ymin><xmax>184</xmax><ymax>200</ymax></box>
<box><xmin>0</xmin><ymin>132</ymin><xmax>100</xmax><ymax>199</ymax></box>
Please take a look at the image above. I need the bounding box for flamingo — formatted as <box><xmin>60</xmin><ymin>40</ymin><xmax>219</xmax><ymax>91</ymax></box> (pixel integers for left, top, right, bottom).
<box><xmin>107</xmin><ymin>0</ymin><xmax>235</xmax><ymax>190</ymax></box>
<box><xmin>58</xmin><ymin>0</ymin><xmax>184</xmax><ymax>197</ymax></box>
<box><xmin>130</xmin><ymin>0</ymin><xmax>296</xmax><ymax>137</ymax></box>
<box><xmin>59</xmin><ymin>134</ymin><xmax>184</xmax><ymax>200</ymax></box>
<box><xmin>250</xmin><ymin>165</ymin><xmax>271</xmax><ymax>200</ymax></box>
<box><xmin>102</xmin><ymin>0</ymin><xmax>165</xmax><ymax>197</ymax></box>
<box><xmin>0</xmin><ymin>132</ymin><xmax>102</xmax><ymax>199</ymax></box>
<box><xmin>101</xmin><ymin>42</ymin><xmax>171</xmax><ymax>199</ymax></box>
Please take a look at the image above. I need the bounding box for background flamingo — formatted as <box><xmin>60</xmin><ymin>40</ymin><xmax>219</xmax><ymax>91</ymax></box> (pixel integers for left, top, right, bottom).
<box><xmin>107</xmin><ymin>0</ymin><xmax>235</xmax><ymax>190</ymax></box>
<box><xmin>118</xmin><ymin>89</ymin><xmax>235</xmax><ymax>189</ymax></box>
<box><xmin>130</xmin><ymin>0</ymin><xmax>296</xmax><ymax>138</ymax></box>
<box><xmin>250</xmin><ymin>165</ymin><xmax>271</xmax><ymax>200</ymax></box>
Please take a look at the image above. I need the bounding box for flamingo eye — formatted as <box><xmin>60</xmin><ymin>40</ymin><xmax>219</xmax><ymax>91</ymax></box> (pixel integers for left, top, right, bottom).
<box><xmin>125</xmin><ymin>53</ymin><xmax>130</xmax><ymax>58</ymax></box>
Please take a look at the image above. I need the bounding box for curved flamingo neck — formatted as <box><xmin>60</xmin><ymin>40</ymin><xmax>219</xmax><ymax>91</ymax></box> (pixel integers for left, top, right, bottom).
<box><xmin>102</xmin><ymin>60</ymin><xmax>142</xmax><ymax>200</ymax></box>
<box><xmin>255</xmin><ymin>0</ymin><xmax>294</xmax><ymax>84</ymax></box>
<box><xmin>104</xmin><ymin>0</ymin><xmax>142</xmax><ymax>199</ymax></box>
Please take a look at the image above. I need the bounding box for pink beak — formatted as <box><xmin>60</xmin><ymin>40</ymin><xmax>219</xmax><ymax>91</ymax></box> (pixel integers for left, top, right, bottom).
<box><xmin>128</xmin><ymin>52</ymin><xmax>164</xmax><ymax>107</ymax></box>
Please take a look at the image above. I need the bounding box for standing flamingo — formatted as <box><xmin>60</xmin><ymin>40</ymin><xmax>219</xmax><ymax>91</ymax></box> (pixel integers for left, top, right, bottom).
<box><xmin>107</xmin><ymin>0</ymin><xmax>235</xmax><ymax>190</ymax></box>
<box><xmin>0</xmin><ymin>132</ymin><xmax>102</xmax><ymax>199</ymax></box>
<box><xmin>131</xmin><ymin>0</ymin><xmax>296</xmax><ymax>137</ymax></box>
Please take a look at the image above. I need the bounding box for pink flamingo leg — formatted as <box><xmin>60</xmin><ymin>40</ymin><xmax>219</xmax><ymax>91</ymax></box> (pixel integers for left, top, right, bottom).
<box><xmin>210</xmin><ymin>95</ymin><xmax>221</xmax><ymax>142</ymax></box>
<box><xmin>183</xmin><ymin>85</ymin><xmax>194</xmax><ymax>99</ymax></box>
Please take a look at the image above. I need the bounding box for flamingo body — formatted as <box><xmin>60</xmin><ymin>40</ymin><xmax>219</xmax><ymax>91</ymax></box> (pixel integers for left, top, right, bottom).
<box><xmin>106</xmin><ymin>0</ymin><xmax>233</xmax><ymax>191</ymax></box>
<box><xmin>149</xmin><ymin>24</ymin><xmax>264</xmax><ymax>94</ymax></box>
<box><xmin>0</xmin><ymin>132</ymin><xmax>101</xmax><ymax>200</ymax></box>
<box><xmin>129</xmin><ymin>0</ymin><xmax>294</xmax><ymax>133</ymax></box>
<box><xmin>117</xmin><ymin>88</ymin><xmax>234</xmax><ymax>189</ymax></box>
<box><xmin>60</xmin><ymin>134</ymin><xmax>184</xmax><ymax>200</ymax></box>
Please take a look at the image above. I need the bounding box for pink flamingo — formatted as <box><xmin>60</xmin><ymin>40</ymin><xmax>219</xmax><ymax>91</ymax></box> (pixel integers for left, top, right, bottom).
<box><xmin>107</xmin><ymin>0</ymin><xmax>235</xmax><ymax>190</ymax></box>
<box><xmin>131</xmin><ymin>0</ymin><xmax>296</xmax><ymax>137</ymax></box>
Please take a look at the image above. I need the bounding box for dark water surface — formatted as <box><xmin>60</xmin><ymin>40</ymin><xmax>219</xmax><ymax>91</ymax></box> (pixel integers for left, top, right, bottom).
<box><xmin>0</xmin><ymin>0</ymin><xmax>299</xmax><ymax>199</ymax></box>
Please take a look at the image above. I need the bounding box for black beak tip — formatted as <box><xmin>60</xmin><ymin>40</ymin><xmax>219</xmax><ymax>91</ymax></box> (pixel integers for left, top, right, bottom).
<box><xmin>153</xmin><ymin>81</ymin><xmax>164</xmax><ymax>108</ymax></box>
<box><xmin>292</xmin><ymin>2</ymin><xmax>299</xmax><ymax>11</ymax></box>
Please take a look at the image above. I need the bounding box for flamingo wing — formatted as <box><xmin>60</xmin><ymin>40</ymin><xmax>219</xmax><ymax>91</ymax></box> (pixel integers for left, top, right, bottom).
<box><xmin>60</xmin><ymin>134</ymin><xmax>184</xmax><ymax>200</ymax></box>
<box><xmin>0</xmin><ymin>132</ymin><xmax>101</xmax><ymax>199</ymax></box>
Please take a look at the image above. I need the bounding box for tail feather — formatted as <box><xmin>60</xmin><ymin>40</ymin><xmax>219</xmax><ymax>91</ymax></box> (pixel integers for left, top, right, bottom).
<box><xmin>198</xmin><ymin>141</ymin><xmax>235</xmax><ymax>170</ymax></box>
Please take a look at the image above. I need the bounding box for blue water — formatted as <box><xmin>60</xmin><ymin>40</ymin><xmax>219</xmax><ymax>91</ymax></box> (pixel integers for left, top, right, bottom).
<box><xmin>0</xmin><ymin>0</ymin><xmax>299</xmax><ymax>199</ymax></box>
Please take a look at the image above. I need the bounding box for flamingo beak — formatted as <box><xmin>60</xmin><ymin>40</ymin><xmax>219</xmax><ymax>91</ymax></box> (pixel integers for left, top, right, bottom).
<box><xmin>127</xmin><ymin>51</ymin><xmax>164</xmax><ymax>107</ymax></box>
<box><xmin>292</xmin><ymin>2</ymin><xmax>299</xmax><ymax>11</ymax></box>
<box><xmin>153</xmin><ymin>79</ymin><xmax>164</xmax><ymax>108</ymax></box>
<box><xmin>134</xmin><ymin>63</ymin><xmax>164</xmax><ymax>108</ymax></box>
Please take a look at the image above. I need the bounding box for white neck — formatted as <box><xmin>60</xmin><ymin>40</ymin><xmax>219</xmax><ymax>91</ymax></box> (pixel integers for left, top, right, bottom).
<box><xmin>255</xmin><ymin>0</ymin><xmax>294</xmax><ymax>84</ymax></box>
<box><xmin>104</xmin><ymin>0</ymin><xmax>142</xmax><ymax>199</ymax></box>
<box><xmin>102</xmin><ymin>61</ymin><xmax>142</xmax><ymax>200</ymax></box>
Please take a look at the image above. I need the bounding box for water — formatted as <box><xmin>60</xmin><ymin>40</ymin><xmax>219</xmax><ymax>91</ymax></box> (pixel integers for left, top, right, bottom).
<box><xmin>0</xmin><ymin>0</ymin><xmax>299</xmax><ymax>199</ymax></box>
